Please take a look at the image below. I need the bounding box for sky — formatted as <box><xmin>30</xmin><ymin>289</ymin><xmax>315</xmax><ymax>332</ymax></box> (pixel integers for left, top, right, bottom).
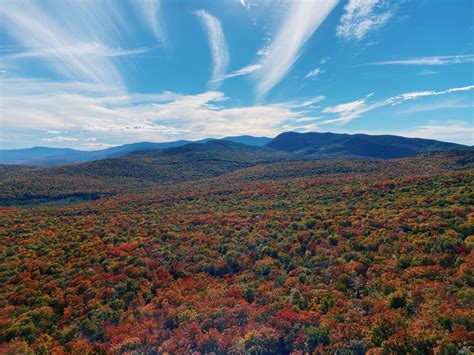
<box><xmin>0</xmin><ymin>0</ymin><xmax>473</xmax><ymax>150</ymax></box>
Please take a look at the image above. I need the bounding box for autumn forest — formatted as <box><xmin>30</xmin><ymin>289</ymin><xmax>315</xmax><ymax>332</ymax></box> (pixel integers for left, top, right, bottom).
<box><xmin>0</xmin><ymin>144</ymin><xmax>473</xmax><ymax>354</ymax></box>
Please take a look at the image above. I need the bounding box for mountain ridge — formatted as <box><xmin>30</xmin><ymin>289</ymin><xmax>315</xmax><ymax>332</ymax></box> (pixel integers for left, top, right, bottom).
<box><xmin>0</xmin><ymin>136</ymin><xmax>270</xmax><ymax>166</ymax></box>
<box><xmin>0</xmin><ymin>131</ymin><xmax>468</xmax><ymax>166</ymax></box>
<box><xmin>268</xmin><ymin>131</ymin><xmax>466</xmax><ymax>159</ymax></box>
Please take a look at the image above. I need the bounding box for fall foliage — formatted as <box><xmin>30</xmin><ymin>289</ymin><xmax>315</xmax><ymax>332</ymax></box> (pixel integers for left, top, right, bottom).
<box><xmin>0</xmin><ymin>151</ymin><xmax>473</xmax><ymax>353</ymax></box>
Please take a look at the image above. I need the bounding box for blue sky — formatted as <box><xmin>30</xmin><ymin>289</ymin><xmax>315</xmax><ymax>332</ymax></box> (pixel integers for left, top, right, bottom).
<box><xmin>0</xmin><ymin>0</ymin><xmax>473</xmax><ymax>150</ymax></box>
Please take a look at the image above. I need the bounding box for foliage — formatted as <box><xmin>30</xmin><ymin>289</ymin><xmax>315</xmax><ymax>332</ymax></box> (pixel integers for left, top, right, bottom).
<box><xmin>0</xmin><ymin>151</ymin><xmax>473</xmax><ymax>353</ymax></box>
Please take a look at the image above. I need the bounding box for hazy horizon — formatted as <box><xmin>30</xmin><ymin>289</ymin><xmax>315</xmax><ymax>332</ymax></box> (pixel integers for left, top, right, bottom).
<box><xmin>1</xmin><ymin>130</ymin><xmax>471</xmax><ymax>152</ymax></box>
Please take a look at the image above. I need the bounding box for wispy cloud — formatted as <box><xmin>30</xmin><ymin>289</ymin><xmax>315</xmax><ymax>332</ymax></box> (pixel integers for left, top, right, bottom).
<box><xmin>213</xmin><ymin>64</ymin><xmax>261</xmax><ymax>82</ymax></box>
<box><xmin>289</xmin><ymin>96</ymin><xmax>326</xmax><ymax>108</ymax></box>
<box><xmin>337</xmin><ymin>0</ymin><xmax>394</xmax><ymax>41</ymax></box>
<box><xmin>255</xmin><ymin>0</ymin><xmax>338</xmax><ymax>98</ymax></box>
<box><xmin>320</xmin><ymin>85</ymin><xmax>474</xmax><ymax>125</ymax></box>
<box><xmin>322</xmin><ymin>97</ymin><xmax>383</xmax><ymax>125</ymax></box>
<box><xmin>305</xmin><ymin>67</ymin><xmax>322</xmax><ymax>79</ymax></box>
<box><xmin>396</xmin><ymin>85</ymin><xmax>474</xmax><ymax>101</ymax></box>
<box><xmin>41</xmin><ymin>136</ymin><xmax>79</xmax><ymax>142</ymax></box>
<box><xmin>133</xmin><ymin>0</ymin><xmax>169</xmax><ymax>52</ymax></box>
<box><xmin>0</xmin><ymin>1</ymin><xmax>128</xmax><ymax>88</ymax></box>
<box><xmin>196</xmin><ymin>10</ymin><xmax>230</xmax><ymax>90</ymax></box>
<box><xmin>418</xmin><ymin>69</ymin><xmax>440</xmax><ymax>76</ymax></box>
<box><xmin>367</xmin><ymin>54</ymin><xmax>474</xmax><ymax>66</ymax></box>
<box><xmin>5</xmin><ymin>42</ymin><xmax>150</xmax><ymax>60</ymax></box>
<box><xmin>257</xmin><ymin>46</ymin><xmax>270</xmax><ymax>57</ymax></box>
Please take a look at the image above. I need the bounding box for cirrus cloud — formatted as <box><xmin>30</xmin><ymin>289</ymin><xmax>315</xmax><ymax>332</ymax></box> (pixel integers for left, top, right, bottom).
<box><xmin>196</xmin><ymin>10</ymin><xmax>230</xmax><ymax>90</ymax></box>
<box><xmin>337</xmin><ymin>0</ymin><xmax>394</xmax><ymax>42</ymax></box>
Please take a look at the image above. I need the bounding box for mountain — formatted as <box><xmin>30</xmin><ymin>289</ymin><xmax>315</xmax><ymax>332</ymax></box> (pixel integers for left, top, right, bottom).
<box><xmin>0</xmin><ymin>140</ymin><xmax>210</xmax><ymax>166</ymax></box>
<box><xmin>0</xmin><ymin>136</ymin><xmax>269</xmax><ymax>166</ymax></box>
<box><xmin>267</xmin><ymin>131</ymin><xmax>466</xmax><ymax>159</ymax></box>
<box><xmin>223</xmin><ymin>135</ymin><xmax>272</xmax><ymax>146</ymax></box>
<box><xmin>1</xmin><ymin>132</ymin><xmax>466</xmax><ymax>167</ymax></box>
<box><xmin>0</xmin><ymin>147</ymin><xmax>93</xmax><ymax>166</ymax></box>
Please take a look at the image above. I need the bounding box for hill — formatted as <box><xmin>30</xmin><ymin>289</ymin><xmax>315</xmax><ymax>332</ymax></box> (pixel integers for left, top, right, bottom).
<box><xmin>0</xmin><ymin>140</ymin><xmax>288</xmax><ymax>205</ymax></box>
<box><xmin>267</xmin><ymin>131</ymin><xmax>466</xmax><ymax>159</ymax></box>
<box><xmin>0</xmin><ymin>136</ymin><xmax>271</xmax><ymax>166</ymax></box>
<box><xmin>49</xmin><ymin>140</ymin><xmax>288</xmax><ymax>181</ymax></box>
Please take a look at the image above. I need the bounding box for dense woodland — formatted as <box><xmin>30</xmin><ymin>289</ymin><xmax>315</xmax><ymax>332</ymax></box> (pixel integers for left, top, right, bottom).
<box><xmin>0</xmin><ymin>149</ymin><xmax>473</xmax><ymax>354</ymax></box>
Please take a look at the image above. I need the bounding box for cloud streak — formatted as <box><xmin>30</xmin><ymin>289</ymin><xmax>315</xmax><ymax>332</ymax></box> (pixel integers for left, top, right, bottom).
<box><xmin>255</xmin><ymin>0</ymin><xmax>338</xmax><ymax>98</ymax></box>
<box><xmin>133</xmin><ymin>0</ymin><xmax>169</xmax><ymax>52</ymax></box>
<box><xmin>212</xmin><ymin>63</ymin><xmax>261</xmax><ymax>82</ymax></box>
<box><xmin>0</xmin><ymin>1</ymin><xmax>129</xmax><ymax>88</ymax></box>
<box><xmin>367</xmin><ymin>54</ymin><xmax>474</xmax><ymax>66</ymax></box>
<box><xmin>5</xmin><ymin>42</ymin><xmax>150</xmax><ymax>60</ymax></box>
<box><xmin>196</xmin><ymin>10</ymin><xmax>230</xmax><ymax>90</ymax></box>
<box><xmin>320</xmin><ymin>85</ymin><xmax>474</xmax><ymax>125</ymax></box>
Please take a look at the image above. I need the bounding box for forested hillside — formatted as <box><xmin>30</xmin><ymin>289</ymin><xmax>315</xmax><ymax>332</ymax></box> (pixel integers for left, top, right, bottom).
<box><xmin>0</xmin><ymin>150</ymin><xmax>473</xmax><ymax>354</ymax></box>
<box><xmin>0</xmin><ymin>141</ymin><xmax>288</xmax><ymax>205</ymax></box>
<box><xmin>267</xmin><ymin>132</ymin><xmax>465</xmax><ymax>159</ymax></box>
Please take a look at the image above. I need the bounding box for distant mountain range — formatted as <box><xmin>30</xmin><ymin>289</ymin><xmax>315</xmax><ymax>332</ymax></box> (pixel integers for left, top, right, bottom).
<box><xmin>0</xmin><ymin>135</ymin><xmax>271</xmax><ymax>166</ymax></box>
<box><xmin>267</xmin><ymin>132</ymin><xmax>465</xmax><ymax>159</ymax></box>
<box><xmin>0</xmin><ymin>132</ymin><xmax>467</xmax><ymax>166</ymax></box>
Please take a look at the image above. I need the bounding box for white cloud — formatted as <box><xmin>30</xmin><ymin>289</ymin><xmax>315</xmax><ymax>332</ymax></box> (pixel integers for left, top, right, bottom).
<box><xmin>133</xmin><ymin>0</ymin><xmax>169</xmax><ymax>51</ymax></box>
<box><xmin>5</xmin><ymin>42</ymin><xmax>149</xmax><ymax>60</ymax></box>
<box><xmin>399</xmin><ymin>91</ymin><xmax>439</xmax><ymax>101</ymax></box>
<box><xmin>255</xmin><ymin>0</ymin><xmax>338</xmax><ymax>97</ymax></box>
<box><xmin>368</xmin><ymin>54</ymin><xmax>474</xmax><ymax>66</ymax></box>
<box><xmin>41</xmin><ymin>136</ymin><xmax>78</xmax><ymax>142</ymax></box>
<box><xmin>337</xmin><ymin>0</ymin><xmax>394</xmax><ymax>41</ymax></box>
<box><xmin>1</xmin><ymin>77</ymin><xmax>319</xmax><ymax>149</ymax></box>
<box><xmin>320</xmin><ymin>85</ymin><xmax>474</xmax><ymax>125</ymax></box>
<box><xmin>213</xmin><ymin>63</ymin><xmax>261</xmax><ymax>82</ymax></box>
<box><xmin>0</xmin><ymin>1</ymin><xmax>130</xmax><ymax>88</ymax></box>
<box><xmin>290</xmin><ymin>96</ymin><xmax>326</xmax><ymax>108</ymax></box>
<box><xmin>322</xmin><ymin>98</ymin><xmax>384</xmax><ymax>124</ymax></box>
<box><xmin>196</xmin><ymin>10</ymin><xmax>230</xmax><ymax>90</ymax></box>
<box><xmin>257</xmin><ymin>46</ymin><xmax>270</xmax><ymax>57</ymax></box>
<box><xmin>396</xmin><ymin>85</ymin><xmax>474</xmax><ymax>102</ymax></box>
<box><xmin>446</xmin><ymin>85</ymin><xmax>474</xmax><ymax>93</ymax></box>
<box><xmin>305</xmin><ymin>67</ymin><xmax>322</xmax><ymax>79</ymax></box>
